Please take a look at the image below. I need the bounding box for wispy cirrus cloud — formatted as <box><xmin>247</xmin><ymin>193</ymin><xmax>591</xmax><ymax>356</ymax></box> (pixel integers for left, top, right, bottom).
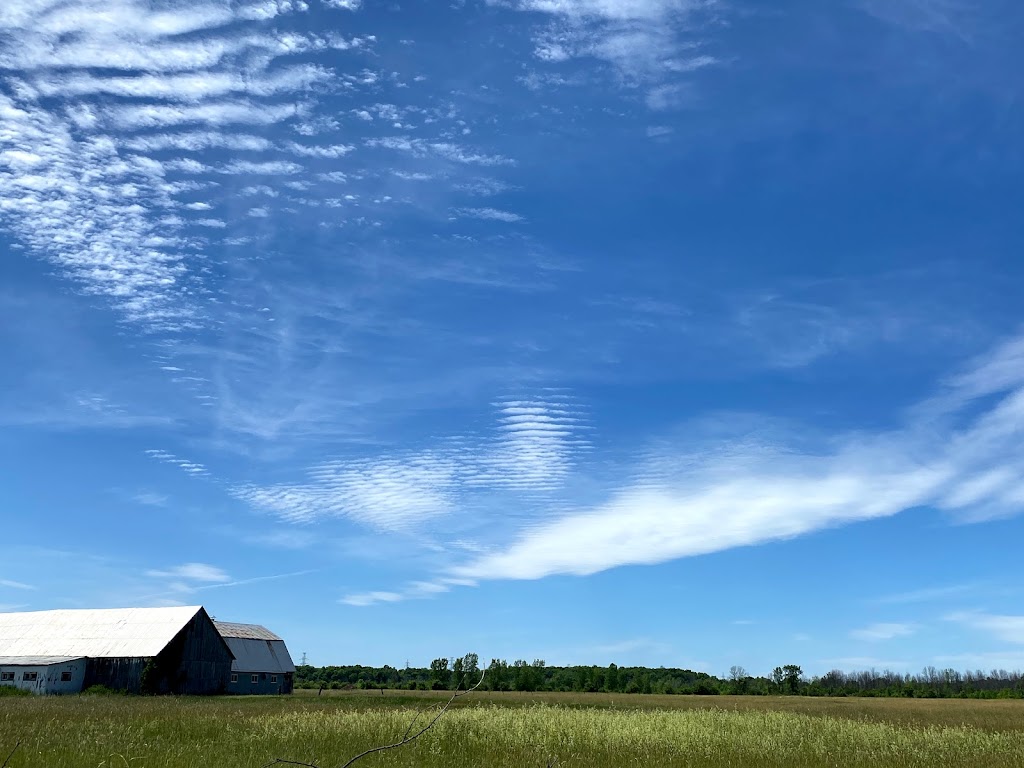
<box><xmin>857</xmin><ymin>0</ymin><xmax>977</xmax><ymax>39</ymax></box>
<box><xmin>869</xmin><ymin>583</ymin><xmax>979</xmax><ymax>605</ymax></box>
<box><xmin>232</xmin><ymin>393</ymin><xmax>590</xmax><ymax>531</ymax></box>
<box><xmin>435</xmin><ymin>333</ymin><xmax>1024</xmax><ymax>583</ymax></box>
<box><xmin>234</xmin><ymin>452</ymin><xmax>460</xmax><ymax>529</ymax></box>
<box><xmin>506</xmin><ymin>0</ymin><xmax>721</xmax><ymax>103</ymax></box>
<box><xmin>453</xmin><ymin>207</ymin><xmax>524</xmax><ymax>223</ymax></box>
<box><xmin>145</xmin><ymin>449</ymin><xmax>209</xmax><ymax>477</ymax></box>
<box><xmin>851</xmin><ymin>623</ymin><xmax>917</xmax><ymax>642</ymax></box>
<box><xmin>145</xmin><ymin>562</ymin><xmax>231</xmax><ymax>583</ymax></box>
<box><xmin>0</xmin><ymin>579</ymin><xmax>35</xmax><ymax>590</ymax></box>
<box><xmin>946</xmin><ymin>611</ymin><xmax>1024</xmax><ymax>645</ymax></box>
<box><xmin>0</xmin><ymin>0</ymin><xmax>344</xmax><ymax>330</ymax></box>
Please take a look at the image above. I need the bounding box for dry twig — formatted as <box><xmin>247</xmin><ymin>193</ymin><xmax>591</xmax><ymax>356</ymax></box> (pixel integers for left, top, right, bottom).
<box><xmin>1</xmin><ymin>741</ymin><xmax>20</xmax><ymax>768</ymax></box>
<box><xmin>261</xmin><ymin>669</ymin><xmax>486</xmax><ymax>768</ymax></box>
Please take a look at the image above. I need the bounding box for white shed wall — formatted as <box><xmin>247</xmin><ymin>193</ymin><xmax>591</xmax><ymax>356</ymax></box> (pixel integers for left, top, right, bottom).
<box><xmin>0</xmin><ymin>658</ymin><xmax>87</xmax><ymax>694</ymax></box>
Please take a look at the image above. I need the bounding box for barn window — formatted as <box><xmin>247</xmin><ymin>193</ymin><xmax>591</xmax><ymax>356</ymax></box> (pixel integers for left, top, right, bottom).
<box><xmin>0</xmin><ymin>672</ymin><xmax>13</xmax><ymax>681</ymax></box>
<box><xmin>251</xmin><ymin>674</ymin><xmax>259</xmax><ymax>684</ymax></box>
<box><xmin>271</xmin><ymin>675</ymin><xmax>277</xmax><ymax>683</ymax></box>
<box><xmin>23</xmin><ymin>672</ymin><xmax>38</xmax><ymax>681</ymax></box>
<box><xmin>61</xmin><ymin>671</ymin><xmax>73</xmax><ymax>682</ymax></box>
<box><xmin>231</xmin><ymin>673</ymin><xmax>238</xmax><ymax>683</ymax></box>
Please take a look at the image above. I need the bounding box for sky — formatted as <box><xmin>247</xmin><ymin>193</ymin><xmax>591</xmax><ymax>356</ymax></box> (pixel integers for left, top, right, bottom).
<box><xmin>2</xmin><ymin>0</ymin><xmax>1024</xmax><ymax>678</ymax></box>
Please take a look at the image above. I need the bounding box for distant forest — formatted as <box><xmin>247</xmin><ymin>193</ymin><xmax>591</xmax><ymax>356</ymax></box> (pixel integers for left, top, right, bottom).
<box><xmin>295</xmin><ymin>655</ymin><xmax>1024</xmax><ymax>699</ymax></box>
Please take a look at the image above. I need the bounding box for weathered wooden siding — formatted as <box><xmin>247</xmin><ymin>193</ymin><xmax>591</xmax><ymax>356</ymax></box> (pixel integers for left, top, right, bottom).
<box><xmin>147</xmin><ymin>607</ymin><xmax>234</xmax><ymax>694</ymax></box>
<box><xmin>83</xmin><ymin>657</ymin><xmax>148</xmax><ymax>692</ymax></box>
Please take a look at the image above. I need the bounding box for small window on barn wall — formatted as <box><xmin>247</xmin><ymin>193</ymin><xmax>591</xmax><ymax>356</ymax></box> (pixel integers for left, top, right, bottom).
<box><xmin>0</xmin><ymin>672</ymin><xmax>13</xmax><ymax>681</ymax></box>
<box><xmin>271</xmin><ymin>675</ymin><xmax>277</xmax><ymax>683</ymax></box>
<box><xmin>61</xmin><ymin>671</ymin><xmax>73</xmax><ymax>682</ymax></box>
<box><xmin>231</xmin><ymin>673</ymin><xmax>238</xmax><ymax>683</ymax></box>
<box><xmin>23</xmin><ymin>672</ymin><xmax>38</xmax><ymax>681</ymax></box>
<box><xmin>251</xmin><ymin>674</ymin><xmax>259</xmax><ymax>684</ymax></box>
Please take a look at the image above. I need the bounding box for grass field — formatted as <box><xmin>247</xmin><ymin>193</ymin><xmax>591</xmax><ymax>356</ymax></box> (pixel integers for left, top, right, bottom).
<box><xmin>2</xmin><ymin>691</ymin><xmax>1023</xmax><ymax>767</ymax></box>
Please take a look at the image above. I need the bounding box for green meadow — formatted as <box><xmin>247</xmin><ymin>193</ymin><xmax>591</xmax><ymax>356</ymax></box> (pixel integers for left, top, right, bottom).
<box><xmin>2</xmin><ymin>691</ymin><xmax>1023</xmax><ymax>767</ymax></box>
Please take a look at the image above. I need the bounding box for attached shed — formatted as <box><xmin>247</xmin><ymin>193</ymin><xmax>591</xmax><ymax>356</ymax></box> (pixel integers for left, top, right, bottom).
<box><xmin>0</xmin><ymin>657</ymin><xmax>87</xmax><ymax>695</ymax></box>
<box><xmin>215</xmin><ymin>621</ymin><xmax>295</xmax><ymax>694</ymax></box>
<box><xmin>0</xmin><ymin>606</ymin><xmax>234</xmax><ymax>695</ymax></box>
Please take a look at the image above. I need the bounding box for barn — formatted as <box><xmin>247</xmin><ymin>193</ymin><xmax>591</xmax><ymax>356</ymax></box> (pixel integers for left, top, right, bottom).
<box><xmin>0</xmin><ymin>605</ymin><xmax>233</xmax><ymax>695</ymax></box>
<box><xmin>214</xmin><ymin>621</ymin><xmax>295</xmax><ymax>694</ymax></box>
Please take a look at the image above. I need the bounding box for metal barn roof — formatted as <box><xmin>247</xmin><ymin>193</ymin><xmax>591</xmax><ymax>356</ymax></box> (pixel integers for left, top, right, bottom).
<box><xmin>215</xmin><ymin>622</ymin><xmax>295</xmax><ymax>674</ymax></box>
<box><xmin>220</xmin><ymin>637</ymin><xmax>296</xmax><ymax>674</ymax></box>
<box><xmin>0</xmin><ymin>606</ymin><xmax>205</xmax><ymax>659</ymax></box>
<box><xmin>214</xmin><ymin>621</ymin><xmax>282</xmax><ymax>641</ymax></box>
<box><xmin>0</xmin><ymin>656</ymin><xmax>84</xmax><ymax>666</ymax></box>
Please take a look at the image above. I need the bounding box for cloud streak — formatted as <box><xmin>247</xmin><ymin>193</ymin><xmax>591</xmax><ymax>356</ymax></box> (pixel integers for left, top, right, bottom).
<box><xmin>851</xmin><ymin>623</ymin><xmax>917</xmax><ymax>642</ymax></box>
<box><xmin>444</xmin><ymin>333</ymin><xmax>1024</xmax><ymax>582</ymax></box>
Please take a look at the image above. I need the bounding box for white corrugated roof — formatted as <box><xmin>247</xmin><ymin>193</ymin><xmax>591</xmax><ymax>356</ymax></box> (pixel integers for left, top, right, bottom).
<box><xmin>214</xmin><ymin>621</ymin><xmax>281</xmax><ymax>641</ymax></box>
<box><xmin>0</xmin><ymin>656</ymin><xmax>84</xmax><ymax>666</ymax></box>
<box><xmin>0</xmin><ymin>606</ymin><xmax>203</xmax><ymax>659</ymax></box>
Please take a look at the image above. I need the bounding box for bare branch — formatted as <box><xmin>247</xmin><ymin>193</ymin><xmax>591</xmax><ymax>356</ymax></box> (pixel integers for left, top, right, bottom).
<box><xmin>337</xmin><ymin>669</ymin><xmax>485</xmax><ymax>768</ymax></box>
<box><xmin>2</xmin><ymin>742</ymin><xmax>20</xmax><ymax>768</ymax></box>
<box><xmin>262</xmin><ymin>668</ymin><xmax>486</xmax><ymax>768</ymax></box>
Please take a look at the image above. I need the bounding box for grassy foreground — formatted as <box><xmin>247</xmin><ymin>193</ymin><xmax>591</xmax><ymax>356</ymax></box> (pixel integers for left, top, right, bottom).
<box><xmin>1</xmin><ymin>692</ymin><xmax>1023</xmax><ymax>767</ymax></box>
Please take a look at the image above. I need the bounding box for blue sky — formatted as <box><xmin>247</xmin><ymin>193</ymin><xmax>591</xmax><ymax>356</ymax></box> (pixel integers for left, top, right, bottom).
<box><xmin>2</xmin><ymin>0</ymin><xmax>1024</xmax><ymax>678</ymax></box>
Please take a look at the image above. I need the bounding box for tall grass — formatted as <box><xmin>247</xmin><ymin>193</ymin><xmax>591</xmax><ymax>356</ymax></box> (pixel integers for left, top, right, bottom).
<box><xmin>1</xmin><ymin>694</ymin><xmax>1022</xmax><ymax>767</ymax></box>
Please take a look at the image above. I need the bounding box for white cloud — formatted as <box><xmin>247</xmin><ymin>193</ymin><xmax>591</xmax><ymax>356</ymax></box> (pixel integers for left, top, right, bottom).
<box><xmin>340</xmin><ymin>590</ymin><xmax>402</xmax><ymax>607</ymax></box>
<box><xmin>946</xmin><ymin>612</ymin><xmax>1024</xmax><ymax>645</ymax></box>
<box><xmin>244</xmin><ymin>529</ymin><xmax>318</xmax><ymax>549</ymax></box>
<box><xmin>145</xmin><ymin>449</ymin><xmax>209</xmax><ymax>476</ymax></box>
<box><xmin>0</xmin><ymin>579</ymin><xmax>35</xmax><ymax>590</ymax></box>
<box><xmin>505</xmin><ymin>0</ymin><xmax>719</xmax><ymax>89</ymax></box>
<box><xmin>233</xmin><ymin>394</ymin><xmax>589</xmax><ymax>530</ymax></box>
<box><xmin>133</xmin><ymin>492</ymin><xmax>169</xmax><ymax>507</ymax></box>
<box><xmin>850</xmin><ymin>623</ymin><xmax>917</xmax><ymax>642</ymax></box>
<box><xmin>146</xmin><ymin>562</ymin><xmax>231</xmax><ymax>583</ymax></box>
<box><xmin>284</xmin><ymin>142</ymin><xmax>356</xmax><ymax>158</ymax></box>
<box><xmin>103</xmin><ymin>101</ymin><xmax>302</xmax><ymax>130</ymax></box>
<box><xmin>323</xmin><ymin>0</ymin><xmax>363</xmax><ymax>9</ymax></box>
<box><xmin>454</xmin><ymin>207</ymin><xmax>524</xmax><ymax>223</ymax></box>
<box><xmin>0</xmin><ymin>0</ymin><xmax>385</xmax><ymax>332</ymax></box>
<box><xmin>367</xmin><ymin>137</ymin><xmax>516</xmax><ymax>166</ymax></box>
<box><xmin>220</xmin><ymin>160</ymin><xmax>303</xmax><ymax>176</ymax></box>
<box><xmin>857</xmin><ymin>0</ymin><xmax>975</xmax><ymax>38</ymax></box>
<box><xmin>339</xmin><ymin>576</ymin><xmax>475</xmax><ymax>606</ymax></box>
<box><xmin>445</xmin><ymin>334</ymin><xmax>1024</xmax><ymax>582</ymax></box>
<box><xmin>234</xmin><ymin>452</ymin><xmax>459</xmax><ymax>530</ymax></box>
<box><xmin>870</xmin><ymin>583</ymin><xmax>978</xmax><ymax>605</ymax></box>
<box><xmin>33</xmin><ymin>66</ymin><xmax>329</xmax><ymax>102</ymax></box>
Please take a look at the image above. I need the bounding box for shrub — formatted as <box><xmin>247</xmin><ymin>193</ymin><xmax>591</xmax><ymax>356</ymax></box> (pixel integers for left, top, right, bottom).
<box><xmin>0</xmin><ymin>685</ymin><xmax>31</xmax><ymax>697</ymax></box>
<box><xmin>81</xmin><ymin>685</ymin><xmax>123</xmax><ymax>696</ymax></box>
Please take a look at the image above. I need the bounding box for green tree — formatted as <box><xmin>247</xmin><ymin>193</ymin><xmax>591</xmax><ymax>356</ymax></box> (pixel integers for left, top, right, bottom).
<box><xmin>451</xmin><ymin>656</ymin><xmax>465</xmax><ymax>690</ymax></box>
<box><xmin>463</xmin><ymin>653</ymin><xmax>480</xmax><ymax>686</ymax></box>
<box><xmin>774</xmin><ymin>664</ymin><xmax>803</xmax><ymax>695</ymax></box>
<box><xmin>487</xmin><ymin>659</ymin><xmax>509</xmax><ymax>691</ymax></box>
<box><xmin>606</xmin><ymin>663</ymin><xmax>620</xmax><ymax>693</ymax></box>
<box><xmin>429</xmin><ymin>657</ymin><xmax>451</xmax><ymax>690</ymax></box>
<box><xmin>729</xmin><ymin>665</ymin><xmax>748</xmax><ymax>694</ymax></box>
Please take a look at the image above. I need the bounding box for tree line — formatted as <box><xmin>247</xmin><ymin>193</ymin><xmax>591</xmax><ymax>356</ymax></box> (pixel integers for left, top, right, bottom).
<box><xmin>295</xmin><ymin>656</ymin><xmax>1024</xmax><ymax>699</ymax></box>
